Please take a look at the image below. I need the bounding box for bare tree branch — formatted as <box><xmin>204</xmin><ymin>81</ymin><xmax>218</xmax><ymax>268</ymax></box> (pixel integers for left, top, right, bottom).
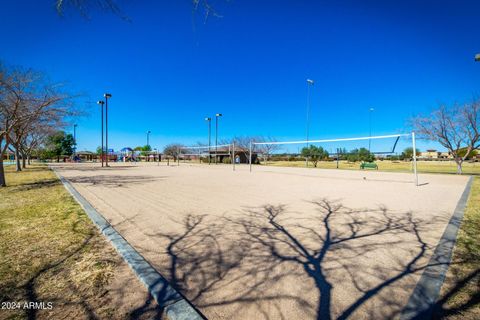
<box><xmin>411</xmin><ymin>100</ymin><xmax>480</xmax><ymax>174</ymax></box>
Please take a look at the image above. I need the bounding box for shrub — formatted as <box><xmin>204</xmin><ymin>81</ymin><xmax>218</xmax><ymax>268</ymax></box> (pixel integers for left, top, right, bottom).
<box><xmin>347</xmin><ymin>148</ymin><xmax>375</xmax><ymax>162</ymax></box>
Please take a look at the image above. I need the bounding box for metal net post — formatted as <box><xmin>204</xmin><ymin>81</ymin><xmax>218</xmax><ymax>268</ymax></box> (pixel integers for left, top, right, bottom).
<box><xmin>232</xmin><ymin>142</ymin><xmax>235</xmax><ymax>171</ymax></box>
<box><xmin>249</xmin><ymin>141</ymin><xmax>252</xmax><ymax>172</ymax></box>
<box><xmin>412</xmin><ymin>132</ymin><xmax>418</xmax><ymax>186</ymax></box>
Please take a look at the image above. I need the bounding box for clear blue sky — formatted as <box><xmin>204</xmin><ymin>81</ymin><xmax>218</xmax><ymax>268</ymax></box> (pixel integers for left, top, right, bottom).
<box><xmin>1</xmin><ymin>0</ymin><xmax>479</xmax><ymax>153</ymax></box>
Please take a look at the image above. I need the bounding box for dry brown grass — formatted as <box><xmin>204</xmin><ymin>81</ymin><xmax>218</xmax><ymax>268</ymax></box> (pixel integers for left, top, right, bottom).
<box><xmin>436</xmin><ymin>177</ymin><xmax>480</xmax><ymax>319</ymax></box>
<box><xmin>261</xmin><ymin>159</ymin><xmax>480</xmax><ymax>175</ymax></box>
<box><xmin>0</xmin><ymin>165</ymin><xmax>159</xmax><ymax>319</ymax></box>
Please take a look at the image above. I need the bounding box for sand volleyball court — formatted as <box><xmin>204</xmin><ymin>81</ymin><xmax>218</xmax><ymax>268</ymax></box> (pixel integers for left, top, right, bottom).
<box><xmin>52</xmin><ymin>162</ymin><xmax>470</xmax><ymax>319</ymax></box>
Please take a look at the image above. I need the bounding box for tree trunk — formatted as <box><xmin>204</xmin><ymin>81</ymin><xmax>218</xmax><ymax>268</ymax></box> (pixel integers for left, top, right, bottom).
<box><xmin>27</xmin><ymin>156</ymin><xmax>31</xmax><ymax>165</ymax></box>
<box><xmin>0</xmin><ymin>158</ymin><xmax>6</xmax><ymax>187</ymax></box>
<box><xmin>21</xmin><ymin>152</ymin><xmax>26</xmax><ymax>169</ymax></box>
<box><xmin>455</xmin><ymin>158</ymin><xmax>463</xmax><ymax>174</ymax></box>
<box><xmin>15</xmin><ymin>148</ymin><xmax>22</xmax><ymax>172</ymax></box>
<box><xmin>457</xmin><ymin>163</ymin><xmax>463</xmax><ymax>174</ymax></box>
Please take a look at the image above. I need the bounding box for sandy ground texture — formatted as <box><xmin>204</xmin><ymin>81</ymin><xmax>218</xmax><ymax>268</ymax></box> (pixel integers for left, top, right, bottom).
<box><xmin>52</xmin><ymin>162</ymin><xmax>470</xmax><ymax>320</ymax></box>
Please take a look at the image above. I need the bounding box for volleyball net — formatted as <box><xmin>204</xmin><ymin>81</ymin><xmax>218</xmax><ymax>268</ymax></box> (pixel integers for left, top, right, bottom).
<box><xmin>249</xmin><ymin>133</ymin><xmax>418</xmax><ymax>185</ymax></box>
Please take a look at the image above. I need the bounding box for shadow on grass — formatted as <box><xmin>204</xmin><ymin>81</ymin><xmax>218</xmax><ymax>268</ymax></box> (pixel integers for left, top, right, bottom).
<box><xmin>128</xmin><ymin>295</ymin><xmax>163</xmax><ymax>320</ymax></box>
<box><xmin>131</xmin><ymin>199</ymin><xmax>454</xmax><ymax>319</ymax></box>
<box><xmin>430</xmin><ymin>268</ymin><xmax>480</xmax><ymax>319</ymax></box>
<box><xmin>0</xmin><ymin>168</ymin><xmax>165</xmax><ymax>320</ymax></box>
<box><xmin>13</xmin><ymin>179</ymin><xmax>61</xmax><ymax>191</ymax></box>
<box><xmin>51</xmin><ymin>165</ymin><xmax>138</xmax><ymax>172</ymax></box>
<box><xmin>23</xmin><ymin>235</ymin><xmax>95</xmax><ymax>320</ymax></box>
<box><xmin>18</xmin><ymin>232</ymin><xmax>164</xmax><ymax>320</ymax></box>
<box><xmin>66</xmin><ymin>175</ymin><xmax>162</xmax><ymax>187</ymax></box>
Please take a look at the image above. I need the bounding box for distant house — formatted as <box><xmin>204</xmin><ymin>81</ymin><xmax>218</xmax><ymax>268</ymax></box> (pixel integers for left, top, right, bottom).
<box><xmin>209</xmin><ymin>146</ymin><xmax>257</xmax><ymax>164</ymax></box>
<box><xmin>76</xmin><ymin>151</ymin><xmax>96</xmax><ymax>161</ymax></box>
<box><xmin>2</xmin><ymin>150</ymin><xmax>15</xmax><ymax>161</ymax></box>
<box><xmin>420</xmin><ymin>149</ymin><xmax>440</xmax><ymax>159</ymax></box>
<box><xmin>439</xmin><ymin>151</ymin><xmax>453</xmax><ymax>159</ymax></box>
<box><xmin>181</xmin><ymin>146</ymin><xmax>258</xmax><ymax>164</ymax></box>
<box><xmin>418</xmin><ymin>150</ymin><xmax>454</xmax><ymax>160</ymax></box>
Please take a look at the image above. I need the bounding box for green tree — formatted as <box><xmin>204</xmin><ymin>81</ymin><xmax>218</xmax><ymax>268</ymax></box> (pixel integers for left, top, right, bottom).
<box><xmin>134</xmin><ymin>145</ymin><xmax>152</xmax><ymax>156</ymax></box>
<box><xmin>457</xmin><ymin>147</ymin><xmax>478</xmax><ymax>160</ymax></box>
<box><xmin>45</xmin><ymin>131</ymin><xmax>74</xmax><ymax>162</ymax></box>
<box><xmin>301</xmin><ymin>145</ymin><xmax>329</xmax><ymax>167</ymax></box>
<box><xmin>401</xmin><ymin>147</ymin><xmax>420</xmax><ymax>160</ymax></box>
<box><xmin>141</xmin><ymin>145</ymin><xmax>152</xmax><ymax>156</ymax></box>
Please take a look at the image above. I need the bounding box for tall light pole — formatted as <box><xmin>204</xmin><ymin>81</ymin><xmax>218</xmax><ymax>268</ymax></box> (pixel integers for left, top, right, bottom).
<box><xmin>147</xmin><ymin>130</ymin><xmax>151</xmax><ymax>146</ymax></box>
<box><xmin>215</xmin><ymin>113</ymin><xmax>222</xmax><ymax>164</ymax></box>
<box><xmin>73</xmin><ymin>124</ymin><xmax>78</xmax><ymax>157</ymax></box>
<box><xmin>104</xmin><ymin>93</ymin><xmax>112</xmax><ymax>167</ymax></box>
<box><xmin>97</xmin><ymin>101</ymin><xmax>105</xmax><ymax>167</ymax></box>
<box><xmin>205</xmin><ymin>117</ymin><xmax>211</xmax><ymax>164</ymax></box>
<box><xmin>368</xmin><ymin>107</ymin><xmax>374</xmax><ymax>151</ymax></box>
<box><xmin>305</xmin><ymin>79</ymin><xmax>314</xmax><ymax>167</ymax></box>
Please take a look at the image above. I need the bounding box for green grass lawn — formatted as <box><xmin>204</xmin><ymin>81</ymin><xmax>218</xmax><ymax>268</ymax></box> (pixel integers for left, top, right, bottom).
<box><xmin>0</xmin><ymin>165</ymin><xmax>121</xmax><ymax>319</ymax></box>
<box><xmin>436</xmin><ymin>177</ymin><xmax>480</xmax><ymax>319</ymax></box>
<box><xmin>260</xmin><ymin>160</ymin><xmax>480</xmax><ymax>175</ymax></box>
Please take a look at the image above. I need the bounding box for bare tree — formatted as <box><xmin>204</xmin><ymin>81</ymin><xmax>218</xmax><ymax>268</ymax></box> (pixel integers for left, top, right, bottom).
<box><xmin>0</xmin><ymin>65</ymin><xmax>75</xmax><ymax>186</ymax></box>
<box><xmin>0</xmin><ymin>66</ymin><xmax>29</xmax><ymax>183</ymax></box>
<box><xmin>163</xmin><ymin>143</ymin><xmax>185</xmax><ymax>161</ymax></box>
<box><xmin>411</xmin><ymin>100</ymin><xmax>480</xmax><ymax>174</ymax></box>
<box><xmin>56</xmin><ymin>0</ymin><xmax>129</xmax><ymax>20</ymax></box>
<box><xmin>256</xmin><ymin>136</ymin><xmax>280</xmax><ymax>164</ymax></box>
<box><xmin>20</xmin><ymin>123</ymin><xmax>57</xmax><ymax>166</ymax></box>
<box><xmin>55</xmin><ymin>0</ymin><xmax>224</xmax><ymax>23</ymax></box>
<box><xmin>232</xmin><ymin>136</ymin><xmax>263</xmax><ymax>164</ymax></box>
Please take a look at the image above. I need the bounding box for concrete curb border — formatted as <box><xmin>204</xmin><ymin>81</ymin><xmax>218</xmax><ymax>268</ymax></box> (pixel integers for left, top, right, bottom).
<box><xmin>50</xmin><ymin>166</ymin><xmax>205</xmax><ymax>320</ymax></box>
<box><xmin>400</xmin><ymin>176</ymin><xmax>474</xmax><ymax>320</ymax></box>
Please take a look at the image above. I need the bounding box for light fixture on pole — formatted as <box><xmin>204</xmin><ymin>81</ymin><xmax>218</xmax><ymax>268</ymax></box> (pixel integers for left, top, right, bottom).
<box><xmin>147</xmin><ymin>130</ymin><xmax>151</xmax><ymax>147</ymax></box>
<box><xmin>73</xmin><ymin>124</ymin><xmax>78</xmax><ymax>158</ymax></box>
<box><xmin>368</xmin><ymin>107</ymin><xmax>374</xmax><ymax>151</ymax></box>
<box><xmin>305</xmin><ymin>79</ymin><xmax>314</xmax><ymax>167</ymax></box>
<box><xmin>97</xmin><ymin>100</ymin><xmax>105</xmax><ymax>167</ymax></box>
<box><xmin>215</xmin><ymin>113</ymin><xmax>222</xmax><ymax>164</ymax></box>
<box><xmin>104</xmin><ymin>93</ymin><xmax>112</xmax><ymax>167</ymax></box>
<box><xmin>205</xmin><ymin>117</ymin><xmax>212</xmax><ymax>164</ymax></box>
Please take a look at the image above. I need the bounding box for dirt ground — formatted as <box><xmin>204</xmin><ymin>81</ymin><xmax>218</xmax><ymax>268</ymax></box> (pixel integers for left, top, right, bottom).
<box><xmin>52</xmin><ymin>162</ymin><xmax>470</xmax><ymax>320</ymax></box>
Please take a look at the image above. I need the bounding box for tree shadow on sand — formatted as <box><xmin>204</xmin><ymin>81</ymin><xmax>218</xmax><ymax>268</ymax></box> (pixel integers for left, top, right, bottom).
<box><xmin>229</xmin><ymin>200</ymin><xmax>441</xmax><ymax>319</ymax></box>
<box><xmin>136</xmin><ymin>199</ymin><xmax>455</xmax><ymax>319</ymax></box>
